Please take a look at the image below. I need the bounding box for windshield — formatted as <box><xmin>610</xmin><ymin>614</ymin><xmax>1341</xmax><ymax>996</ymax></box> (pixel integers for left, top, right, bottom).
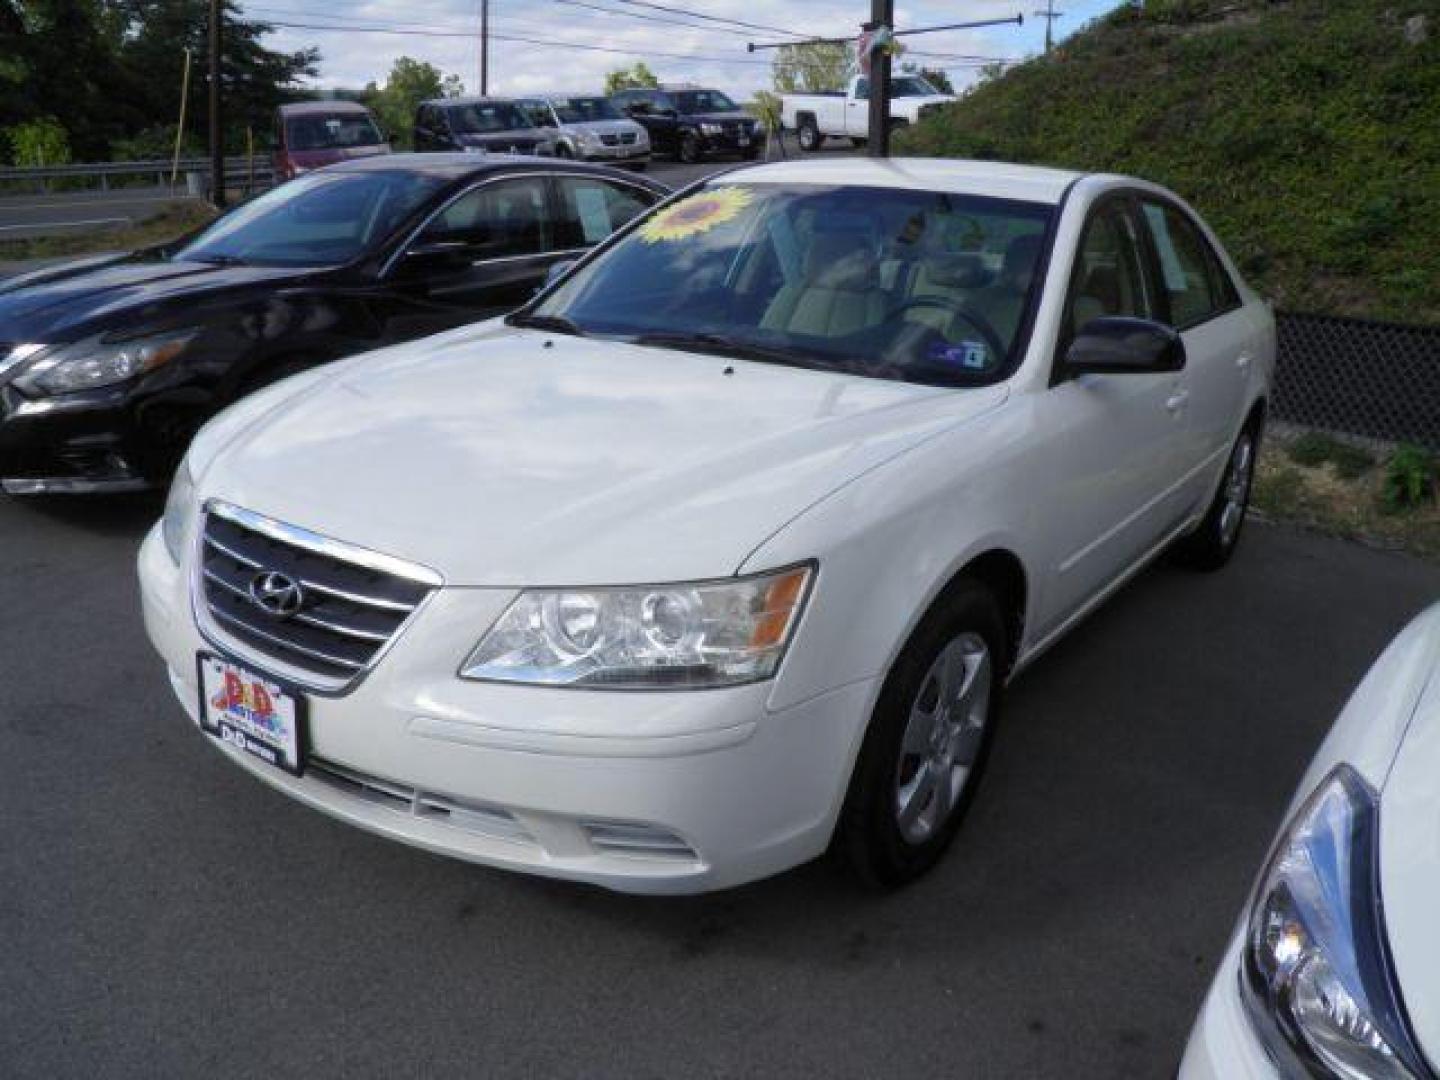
<box><xmin>529</xmin><ymin>182</ymin><xmax>1054</xmax><ymax>388</ymax></box>
<box><xmin>891</xmin><ymin>76</ymin><xmax>941</xmax><ymax>97</ymax></box>
<box><xmin>672</xmin><ymin>90</ymin><xmax>738</xmax><ymax>114</ymax></box>
<box><xmin>549</xmin><ymin>96</ymin><xmax>621</xmax><ymax>123</ymax></box>
<box><xmin>171</xmin><ymin>171</ymin><xmax>445</xmax><ymax>267</ymax></box>
<box><xmin>286</xmin><ymin>113</ymin><xmax>384</xmax><ymax>151</ymax></box>
<box><xmin>451</xmin><ymin>102</ymin><xmax>529</xmax><ymax>134</ymax></box>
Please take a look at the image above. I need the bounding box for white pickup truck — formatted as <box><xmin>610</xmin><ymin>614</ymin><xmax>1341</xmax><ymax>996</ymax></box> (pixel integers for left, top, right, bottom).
<box><xmin>781</xmin><ymin>74</ymin><xmax>955</xmax><ymax>150</ymax></box>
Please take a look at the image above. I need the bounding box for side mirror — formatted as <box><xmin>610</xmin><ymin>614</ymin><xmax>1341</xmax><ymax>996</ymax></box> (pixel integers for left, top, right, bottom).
<box><xmin>1064</xmin><ymin>316</ymin><xmax>1185</xmax><ymax>377</ymax></box>
<box><xmin>399</xmin><ymin>239</ymin><xmax>474</xmax><ymax>274</ymax></box>
<box><xmin>543</xmin><ymin>259</ymin><xmax>578</xmax><ymax>288</ymax></box>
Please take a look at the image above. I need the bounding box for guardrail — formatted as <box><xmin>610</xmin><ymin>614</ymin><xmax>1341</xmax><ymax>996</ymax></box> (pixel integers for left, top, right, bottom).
<box><xmin>0</xmin><ymin>156</ymin><xmax>274</xmax><ymax>195</ymax></box>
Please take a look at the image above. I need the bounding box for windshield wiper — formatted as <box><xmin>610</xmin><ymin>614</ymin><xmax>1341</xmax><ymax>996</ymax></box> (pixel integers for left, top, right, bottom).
<box><xmin>506</xmin><ymin>312</ymin><xmax>586</xmax><ymax>337</ymax></box>
<box><xmin>629</xmin><ymin>331</ymin><xmax>829</xmax><ymax>372</ymax></box>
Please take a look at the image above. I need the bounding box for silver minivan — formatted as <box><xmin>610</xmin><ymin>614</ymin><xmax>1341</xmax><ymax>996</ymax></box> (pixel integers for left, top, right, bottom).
<box><xmin>517</xmin><ymin>95</ymin><xmax>651</xmax><ymax>170</ymax></box>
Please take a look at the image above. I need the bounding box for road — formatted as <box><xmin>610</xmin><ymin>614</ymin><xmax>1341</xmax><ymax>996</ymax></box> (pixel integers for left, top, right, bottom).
<box><xmin>1</xmin><ymin>494</ymin><xmax>1436</xmax><ymax>1078</ymax></box>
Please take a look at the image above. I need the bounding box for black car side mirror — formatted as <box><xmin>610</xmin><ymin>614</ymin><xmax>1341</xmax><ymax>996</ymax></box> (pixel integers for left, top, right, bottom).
<box><xmin>400</xmin><ymin>239</ymin><xmax>474</xmax><ymax>273</ymax></box>
<box><xmin>1064</xmin><ymin>316</ymin><xmax>1185</xmax><ymax>377</ymax></box>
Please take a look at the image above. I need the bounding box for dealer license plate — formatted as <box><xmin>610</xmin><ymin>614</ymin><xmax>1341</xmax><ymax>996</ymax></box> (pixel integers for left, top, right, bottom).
<box><xmin>198</xmin><ymin>655</ymin><xmax>306</xmax><ymax>775</ymax></box>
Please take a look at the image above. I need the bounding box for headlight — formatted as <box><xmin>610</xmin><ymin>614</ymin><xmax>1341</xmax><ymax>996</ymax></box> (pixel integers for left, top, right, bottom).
<box><xmin>1242</xmin><ymin>765</ymin><xmax>1433</xmax><ymax>1079</ymax></box>
<box><xmin>12</xmin><ymin>328</ymin><xmax>197</xmax><ymax>397</ymax></box>
<box><xmin>699</xmin><ymin>122</ymin><xmax>723</xmax><ymax>136</ymax></box>
<box><xmin>460</xmin><ymin>564</ymin><xmax>813</xmax><ymax>689</ymax></box>
<box><xmin>575</xmin><ymin>130</ymin><xmax>599</xmax><ymax>146</ymax></box>
<box><xmin>161</xmin><ymin>458</ymin><xmax>197</xmax><ymax>564</ymax></box>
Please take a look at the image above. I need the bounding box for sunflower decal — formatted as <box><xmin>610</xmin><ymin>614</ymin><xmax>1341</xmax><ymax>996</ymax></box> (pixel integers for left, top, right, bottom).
<box><xmin>639</xmin><ymin>187</ymin><xmax>754</xmax><ymax>243</ymax></box>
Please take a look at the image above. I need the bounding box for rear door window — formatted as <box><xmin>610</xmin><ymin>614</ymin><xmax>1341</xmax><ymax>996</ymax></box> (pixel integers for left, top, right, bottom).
<box><xmin>554</xmin><ymin>177</ymin><xmax>658</xmax><ymax>247</ymax></box>
<box><xmin>1141</xmin><ymin>201</ymin><xmax>1237</xmax><ymax>328</ymax></box>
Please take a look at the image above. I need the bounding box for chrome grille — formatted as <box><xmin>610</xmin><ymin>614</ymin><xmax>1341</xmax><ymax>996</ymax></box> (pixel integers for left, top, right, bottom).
<box><xmin>198</xmin><ymin>502</ymin><xmax>437</xmax><ymax>689</ymax></box>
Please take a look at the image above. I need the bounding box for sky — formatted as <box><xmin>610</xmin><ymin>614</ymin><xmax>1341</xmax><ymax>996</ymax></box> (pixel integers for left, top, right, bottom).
<box><xmin>239</xmin><ymin>0</ymin><xmax>1127</xmax><ymax>99</ymax></box>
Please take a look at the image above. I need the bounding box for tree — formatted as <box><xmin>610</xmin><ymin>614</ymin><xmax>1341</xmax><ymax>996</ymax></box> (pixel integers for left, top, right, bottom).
<box><xmin>363</xmin><ymin>57</ymin><xmax>465</xmax><ymax>150</ymax></box>
<box><xmin>604</xmin><ymin>62</ymin><xmax>660</xmax><ymax>94</ymax></box>
<box><xmin>902</xmin><ymin>64</ymin><xmax>954</xmax><ymax>95</ymax></box>
<box><xmin>771</xmin><ymin>41</ymin><xmax>852</xmax><ymax>94</ymax></box>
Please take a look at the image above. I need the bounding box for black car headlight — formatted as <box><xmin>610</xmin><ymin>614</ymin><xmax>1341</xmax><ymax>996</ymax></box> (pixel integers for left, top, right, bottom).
<box><xmin>11</xmin><ymin>328</ymin><xmax>197</xmax><ymax>397</ymax></box>
<box><xmin>1242</xmin><ymin>765</ymin><xmax>1434</xmax><ymax>1079</ymax></box>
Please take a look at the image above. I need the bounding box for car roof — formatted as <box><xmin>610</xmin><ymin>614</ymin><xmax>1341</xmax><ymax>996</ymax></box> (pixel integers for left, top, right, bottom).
<box><xmin>320</xmin><ymin>152</ymin><xmax>669</xmax><ymax>187</ymax></box>
<box><xmin>423</xmin><ymin>96</ymin><xmax>521</xmax><ymax>107</ymax></box>
<box><xmin>720</xmin><ymin>157</ymin><xmax>1085</xmax><ymax>205</ymax></box>
<box><xmin>278</xmin><ymin>101</ymin><xmax>373</xmax><ymax>117</ymax></box>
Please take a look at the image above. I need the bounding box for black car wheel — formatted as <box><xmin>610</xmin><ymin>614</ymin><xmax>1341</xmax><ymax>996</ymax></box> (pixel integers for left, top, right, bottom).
<box><xmin>554</xmin><ymin>142</ymin><xmax>574</xmax><ymax>159</ymax></box>
<box><xmin>798</xmin><ymin>120</ymin><xmax>823</xmax><ymax>152</ymax></box>
<box><xmin>836</xmin><ymin>577</ymin><xmax>1006</xmax><ymax>887</ymax></box>
<box><xmin>678</xmin><ymin>131</ymin><xmax>702</xmax><ymax>164</ymax></box>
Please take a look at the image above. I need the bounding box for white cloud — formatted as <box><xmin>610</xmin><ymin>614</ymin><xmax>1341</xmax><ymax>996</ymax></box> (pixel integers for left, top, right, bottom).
<box><xmin>243</xmin><ymin>0</ymin><xmax>1123</xmax><ymax>99</ymax></box>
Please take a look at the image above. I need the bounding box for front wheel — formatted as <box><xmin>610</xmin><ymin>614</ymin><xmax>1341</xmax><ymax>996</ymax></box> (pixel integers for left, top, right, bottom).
<box><xmin>554</xmin><ymin>142</ymin><xmax>574</xmax><ymax>159</ymax></box>
<box><xmin>797</xmin><ymin>120</ymin><xmax>823</xmax><ymax>152</ymax></box>
<box><xmin>1172</xmin><ymin>423</ymin><xmax>1258</xmax><ymax>571</ymax></box>
<box><xmin>836</xmin><ymin>579</ymin><xmax>1006</xmax><ymax>887</ymax></box>
<box><xmin>678</xmin><ymin>131</ymin><xmax>702</xmax><ymax>164</ymax></box>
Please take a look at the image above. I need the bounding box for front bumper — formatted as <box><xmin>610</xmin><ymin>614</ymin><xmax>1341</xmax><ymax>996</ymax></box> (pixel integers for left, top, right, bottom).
<box><xmin>697</xmin><ymin>130</ymin><xmax>758</xmax><ymax>156</ymax></box>
<box><xmin>0</xmin><ymin>383</ymin><xmax>155</xmax><ymax>493</ymax></box>
<box><xmin>577</xmin><ymin>144</ymin><xmax>650</xmax><ymax>164</ymax></box>
<box><xmin>139</xmin><ymin>524</ymin><xmax>873</xmax><ymax>894</ymax></box>
<box><xmin>1180</xmin><ymin>950</ymin><xmax>1278</xmax><ymax>1078</ymax></box>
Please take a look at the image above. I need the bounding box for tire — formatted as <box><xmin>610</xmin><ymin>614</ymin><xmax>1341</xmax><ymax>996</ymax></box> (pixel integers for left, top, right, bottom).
<box><xmin>1171</xmin><ymin>421</ymin><xmax>1260</xmax><ymax>571</ymax></box>
<box><xmin>851</xmin><ymin>137</ymin><xmax>867</xmax><ymax>149</ymax></box>
<box><xmin>678</xmin><ymin>131</ymin><xmax>702</xmax><ymax>164</ymax></box>
<box><xmin>836</xmin><ymin>579</ymin><xmax>1007</xmax><ymax>888</ymax></box>
<box><xmin>554</xmin><ymin>142</ymin><xmax>574</xmax><ymax>159</ymax></box>
<box><xmin>798</xmin><ymin>120</ymin><xmax>823</xmax><ymax>152</ymax></box>
<box><xmin>741</xmin><ymin>146</ymin><xmax>760</xmax><ymax>161</ymax></box>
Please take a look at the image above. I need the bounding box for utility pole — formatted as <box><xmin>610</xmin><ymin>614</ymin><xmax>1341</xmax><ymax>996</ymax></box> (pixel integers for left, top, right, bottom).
<box><xmin>1035</xmin><ymin>0</ymin><xmax>1062</xmax><ymax>54</ymax></box>
<box><xmin>480</xmin><ymin>0</ymin><xmax>489</xmax><ymax>94</ymax></box>
<box><xmin>208</xmin><ymin>0</ymin><xmax>224</xmax><ymax>208</ymax></box>
<box><xmin>865</xmin><ymin>0</ymin><xmax>894</xmax><ymax>158</ymax></box>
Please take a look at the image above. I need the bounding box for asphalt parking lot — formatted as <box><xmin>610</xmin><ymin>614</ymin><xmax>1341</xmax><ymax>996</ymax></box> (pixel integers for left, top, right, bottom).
<box><xmin>2</xmin><ymin>491</ymin><xmax>1436</xmax><ymax>1078</ymax></box>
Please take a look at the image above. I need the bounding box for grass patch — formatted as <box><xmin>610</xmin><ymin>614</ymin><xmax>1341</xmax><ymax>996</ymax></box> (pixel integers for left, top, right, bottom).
<box><xmin>1254</xmin><ymin>432</ymin><xmax>1439</xmax><ymax>560</ymax></box>
<box><xmin>0</xmin><ymin>201</ymin><xmax>217</xmax><ymax>263</ymax></box>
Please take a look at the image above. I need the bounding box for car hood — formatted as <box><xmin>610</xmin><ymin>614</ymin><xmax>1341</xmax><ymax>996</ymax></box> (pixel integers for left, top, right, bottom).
<box><xmin>1375</xmin><ymin>604</ymin><xmax>1440</xmax><ymax>1070</ymax></box>
<box><xmin>287</xmin><ymin>144</ymin><xmax>390</xmax><ymax>169</ymax></box>
<box><xmin>0</xmin><ymin>253</ymin><xmax>310</xmax><ymax>342</ymax></box>
<box><xmin>194</xmin><ymin>325</ymin><xmax>1007</xmax><ymax>586</ymax></box>
<box><xmin>684</xmin><ymin>110</ymin><xmax>754</xmax><ymax>126</ymax></box>
<box><xmin>457</xmin><ymin>130</ymin><xmax>548</xmax><ymax>149</ymax></box>
<box><xmin>568</xmin><ymin>119</ymin><xmax>646</xmax><ymax>139</ymax></box>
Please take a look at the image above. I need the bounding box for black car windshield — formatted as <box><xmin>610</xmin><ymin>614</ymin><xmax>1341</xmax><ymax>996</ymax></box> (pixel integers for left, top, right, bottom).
<box><xmin>550</xmin><ymin>96</ymin><xmax>621</xmax><ymax>123</ymax></box>
<box><xmin>286</xmin><ymin>113</ymin><xmax>383</xmax><ymax>150</ymax></box>
<box><xmin>451</xmin><ymin>102</ymin><xmax>529</xmax><ymax>133</ymax></box>
<box><xmin>529</xmin><ymin>182</ymin><xmax>1054</xmax><ymax>388</ymax></box>
<box><xmin>171</xmin><ymin>171</ymin><xmax>445</xmax><ymax>267</ymax></box>
<box><xmin>891</xmin><ymin>76</ymin><xmax>941</xmax><ymax>97</ymax></box>
<box><xmin>672</xmin><ymin>90</ymin><xmax>738</xmax><ymax>114</ymax></box>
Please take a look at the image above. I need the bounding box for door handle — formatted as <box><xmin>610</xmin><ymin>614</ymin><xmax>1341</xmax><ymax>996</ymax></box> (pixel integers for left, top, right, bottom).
<box><xmin>1165</xmin><ymin>389</ymin><xmax>1190</xmax><ymax>413</ymax></box>
<box><xmin>1236</xmin><ymin>353</ymin><xmax>1253</xmax><ymax>372</ymax></box>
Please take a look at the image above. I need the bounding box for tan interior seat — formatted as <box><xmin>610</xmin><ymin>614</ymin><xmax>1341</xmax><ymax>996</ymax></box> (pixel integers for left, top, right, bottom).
<box><xmin>970</xmin><ymin>233</ymin><xmax>1044</xmax><ymax>347</ymax></box>
<box><xmin>760</xmin><ymin>233</ymin><xmax>887</xmax><ymax>338</ymax></box>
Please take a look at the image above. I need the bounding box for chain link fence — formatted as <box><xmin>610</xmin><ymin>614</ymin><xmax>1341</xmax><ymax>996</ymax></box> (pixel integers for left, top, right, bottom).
<box><xmin>1274</xmin><ymin>312</ymin><xmax>1440</xmax><ymax>451</ymax></box>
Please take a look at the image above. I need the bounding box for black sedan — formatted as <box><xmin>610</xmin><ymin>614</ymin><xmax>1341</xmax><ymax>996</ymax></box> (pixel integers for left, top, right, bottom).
<box><xmin>0</xmin><ymin>154</ymin><xmax>668</xmax><ymax>493</ymax></box>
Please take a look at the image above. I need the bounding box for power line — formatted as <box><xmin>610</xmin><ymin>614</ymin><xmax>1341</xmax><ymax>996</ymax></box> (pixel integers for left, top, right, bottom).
<box><xmin>550</xmin><ymin>0</ymin><xmax>752</xmax><ymax>37</ymax></box>
<box><xmin>611</xmin><ymin>0</ymin><xmax>808</xmax><ymax>38</ymax></box>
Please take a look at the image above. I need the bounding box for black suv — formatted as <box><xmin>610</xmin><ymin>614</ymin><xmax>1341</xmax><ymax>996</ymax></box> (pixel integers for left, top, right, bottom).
<box><xmin>413</xmin><ymin>98</ymin><xmax>556</xmax><ymax>156</ymax></box>
<box><xmin>610</xmin><ymin>86</ymin><xmax>759</xmax><ymax>164</ymax></box>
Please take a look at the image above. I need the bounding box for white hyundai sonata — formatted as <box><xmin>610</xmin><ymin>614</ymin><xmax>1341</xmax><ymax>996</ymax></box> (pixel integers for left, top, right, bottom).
<box><xmin>139</xmin><ymin>158</ymin><xmax>1274</xmax><ymax>894</ymax></box>
<box><xmin>1181</xmin><ymin>603</ymin><xmax>1440</xmax><ymax>1079</ymax></box>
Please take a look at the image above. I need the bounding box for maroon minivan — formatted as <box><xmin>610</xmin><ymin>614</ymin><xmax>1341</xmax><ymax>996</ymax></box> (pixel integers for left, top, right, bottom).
<box><xmin>273</xmin><ymin>101</ymin><xmax>391</xmax><ymax>181</ymax></box>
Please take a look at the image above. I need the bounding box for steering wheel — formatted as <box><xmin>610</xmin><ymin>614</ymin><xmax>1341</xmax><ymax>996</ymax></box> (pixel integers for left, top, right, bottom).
<box><xmin>883</xmin><ymin>296</ymin><xmax>1007</xmax><ymax>367</ymax></box>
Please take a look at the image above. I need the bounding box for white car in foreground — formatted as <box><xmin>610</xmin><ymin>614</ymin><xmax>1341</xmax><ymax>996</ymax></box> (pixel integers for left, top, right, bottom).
<box><xmin>139</xmin><ymin>158</ymin><xmax>1274</xmax><ymax>894</ymax></box>
<box><xmin>1182</xmin><ymin>603</ymin><xmax>1440</xmax><ymax>1079</ymax></box>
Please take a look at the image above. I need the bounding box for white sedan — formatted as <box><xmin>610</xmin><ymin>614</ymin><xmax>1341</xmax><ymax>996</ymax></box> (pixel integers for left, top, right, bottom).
<box><xmin>139</xmin><ymin>158</ymin><xmax>1274</xmax><ymax>894</ymax></box>
<box><xmin>1181</xmin><ymin>603</ymin><xmax>1440</xmax><ymax>1079</ymax></box>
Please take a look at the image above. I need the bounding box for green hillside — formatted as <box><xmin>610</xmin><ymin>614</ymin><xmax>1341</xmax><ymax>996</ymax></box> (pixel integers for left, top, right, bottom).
<box><xmin>895</xmin><ymin>0</ymin><xmax>1440</xmax><ymax>324</ymax></box>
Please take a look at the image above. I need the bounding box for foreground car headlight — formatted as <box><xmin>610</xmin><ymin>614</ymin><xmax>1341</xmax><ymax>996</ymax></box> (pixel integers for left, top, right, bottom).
<box><xmin>461</xmin><ymin>564</ymin><xmax>813</xmax><ymax>689</ymax></box>
<box><xmin>1242</xmin><ymin>765</ymin><xmax>1433</xmax><ymax>1079</ymax></box>
<box><xmin>161</xmin><ymin>459</ymin><xmax>196</xmax><ymax>564</ymax></box>
<box><xmin>12</xmin><ymin>328</ymin><xmax>197</xmax><ymax>397</ymax></box>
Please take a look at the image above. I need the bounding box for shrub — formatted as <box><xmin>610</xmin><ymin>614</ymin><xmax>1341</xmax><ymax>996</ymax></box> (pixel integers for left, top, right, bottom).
<box><xmin>1381</xmin><ymin>445</ymin><xmax>1438</xmax><ymax>514</ymax></box>
<box><xmin>1286</xmin><ymin>432</ymin><xmax>1376</xmax><ymax>479</ymax></box>
<box><xmin>5</xmin><ymin>118</ymin><xmax>70</xmax><ymax>168</ymax></box>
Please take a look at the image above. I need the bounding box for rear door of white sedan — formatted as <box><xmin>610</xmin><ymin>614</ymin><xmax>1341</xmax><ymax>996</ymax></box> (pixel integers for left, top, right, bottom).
<box><xmin>1138</xmin><ymin>198</ymin><xmax>1255</xmax><ymax>500</ymax></box>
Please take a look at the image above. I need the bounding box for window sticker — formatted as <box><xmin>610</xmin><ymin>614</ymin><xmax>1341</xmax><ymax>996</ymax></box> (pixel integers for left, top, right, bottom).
<box><xmin>574</xmin><ymin>186</ymin><xmax>612</xmax><ymax>244</ymax></box>
<box><xmin>639</xmin><ymin>187</ymin><xmax>753</xmax><ymax>243</ymax></box>
<box><xmin>927</xmin><ymin>340</ymin><xmax>991</xmax><ymax>370</ymax></box>
<box><xmin>1143</xmin><ymin>204</ymin><xmax>1190</xmax><ymax>293</ymax></box>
